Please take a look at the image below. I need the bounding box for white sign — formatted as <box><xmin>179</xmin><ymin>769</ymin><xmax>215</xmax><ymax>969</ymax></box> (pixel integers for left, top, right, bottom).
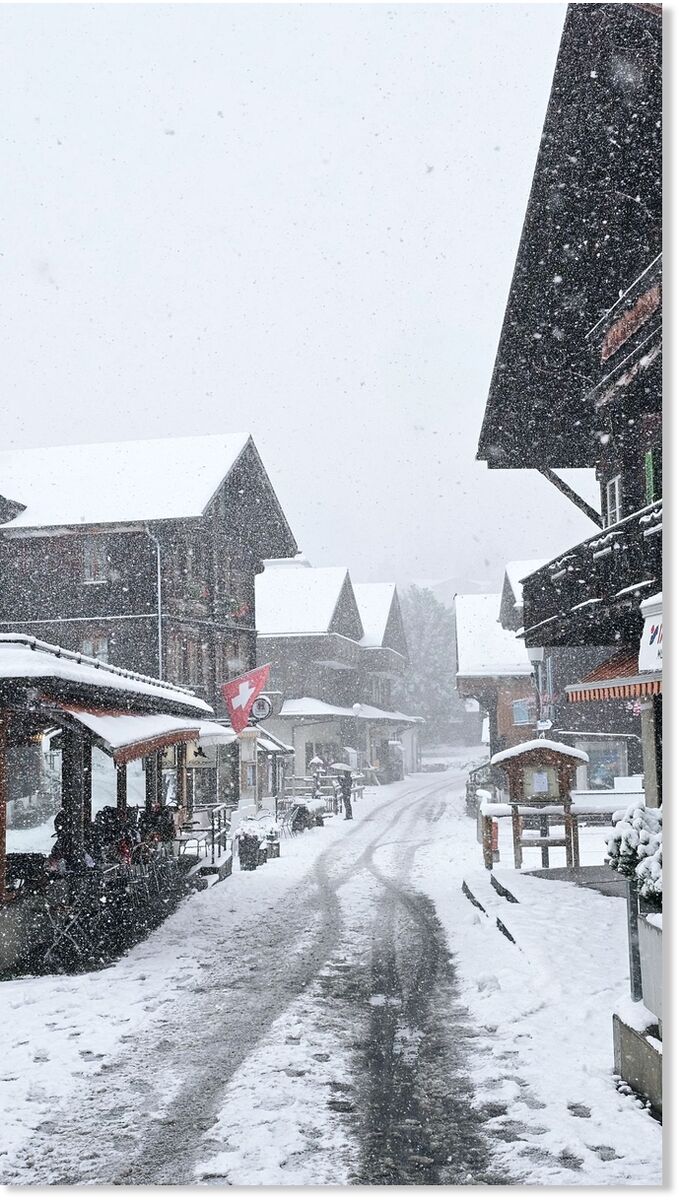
<box><xmin>639</xmin><ymin>612</ymin><xmax>663</xmax><ymax>673</ymax></box>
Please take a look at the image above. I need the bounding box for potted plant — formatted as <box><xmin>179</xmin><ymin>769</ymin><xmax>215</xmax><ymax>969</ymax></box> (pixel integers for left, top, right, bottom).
<box><xmin>607</xmin><ymin>803</ymin><xmax>662</xmax><ymax>1031</ymax></box>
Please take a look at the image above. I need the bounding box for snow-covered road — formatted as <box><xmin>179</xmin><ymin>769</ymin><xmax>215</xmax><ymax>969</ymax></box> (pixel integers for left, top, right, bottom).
<box><xmin>0</xmin><ymin>752</ymin><xmax>661</xmax><ymax>1185</ymax></box>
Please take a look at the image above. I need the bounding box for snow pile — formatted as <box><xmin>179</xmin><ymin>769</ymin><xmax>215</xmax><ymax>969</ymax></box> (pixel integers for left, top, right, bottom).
<box><xmin>606</xmin><ymin>804</ymin><xmax>662</xmax><ymax>904</ymax></box>
<box><xmin>490</xmin><ymin>738</ymin><xmax>589</xmax><ymax>766</ymax></box>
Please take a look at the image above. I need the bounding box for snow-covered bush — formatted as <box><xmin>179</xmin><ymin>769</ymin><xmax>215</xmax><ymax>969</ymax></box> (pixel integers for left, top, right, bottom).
<box><xmin>606</xmin><ymin>804</ymin><xmax>662</xmax><ymax>908</ymax></box>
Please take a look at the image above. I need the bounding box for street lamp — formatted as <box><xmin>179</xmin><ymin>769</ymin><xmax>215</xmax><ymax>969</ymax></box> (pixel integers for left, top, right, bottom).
<box><xmin>352</xmin><ymin>702</ymin><xmax>362</xmax><ymax>769</ymax></box>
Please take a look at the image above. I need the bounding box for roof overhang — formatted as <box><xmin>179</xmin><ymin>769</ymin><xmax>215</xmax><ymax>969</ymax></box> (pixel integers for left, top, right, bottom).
<box><xmin>56</xmin><ymin>705</ymin><xmax>202</xmax><ymax>765</ymax></box>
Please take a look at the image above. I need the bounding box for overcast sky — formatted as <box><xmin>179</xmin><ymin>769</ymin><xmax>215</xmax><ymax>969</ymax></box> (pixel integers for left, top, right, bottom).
<box><xmin>0</xmin><ymin>2</ymin><xmax>600</xmax><ymax>590</ymax></box>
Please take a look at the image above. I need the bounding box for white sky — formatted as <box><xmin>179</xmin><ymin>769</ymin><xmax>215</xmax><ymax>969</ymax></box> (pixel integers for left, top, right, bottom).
<box><xmin>0</xmin><ymin>2</ymin><xmax>599</xmax><ymax>588</ymax></box>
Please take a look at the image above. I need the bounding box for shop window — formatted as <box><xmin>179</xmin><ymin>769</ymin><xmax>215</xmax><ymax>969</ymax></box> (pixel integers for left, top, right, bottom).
<box><xmin>606</xmin><ymin>475</ymin><xmax>623</xmax><ymax>527</ymax></box>
<box><xmin>83</xmin><ymin>536</ymin><xmax>108</xmax><ymax>583</ymax></box>
<box><xmin>578</xmin><ymin>740</ymin><xmax>628</xmax><ymax>790</ymax></box>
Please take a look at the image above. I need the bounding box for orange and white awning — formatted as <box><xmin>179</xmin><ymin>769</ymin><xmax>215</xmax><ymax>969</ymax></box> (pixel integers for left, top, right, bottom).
<box><xmin>566</xmin><ymin>650</ymin><xmax>662</xmax><ymax>704</ymax></box>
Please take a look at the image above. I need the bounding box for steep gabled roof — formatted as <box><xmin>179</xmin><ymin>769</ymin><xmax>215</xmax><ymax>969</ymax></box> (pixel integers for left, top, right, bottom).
<box><xmin>477</xmin><ymin>2</ymin><xmax>661</xmax><ymax>470</ymax></box>
<box><xmin>255</xmin><ymin>565</ymin><xmax>363</xmax><ymax>639</ymax></box>
<box><xmin>454</xmin><ymin>593</ymin><xmax>532</xmax><ymax>679</ymax></box>
<box><xmin>0</xmin><ymin>433</ymin><xmax>295</xmax><ymax>545</ymax></box>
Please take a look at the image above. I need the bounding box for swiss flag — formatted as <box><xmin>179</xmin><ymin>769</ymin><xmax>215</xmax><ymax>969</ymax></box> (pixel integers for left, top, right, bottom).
<box><xmin>221</xmin><ymin>664</ymin><xmax>271</xmax><ymax>734</ymax></box>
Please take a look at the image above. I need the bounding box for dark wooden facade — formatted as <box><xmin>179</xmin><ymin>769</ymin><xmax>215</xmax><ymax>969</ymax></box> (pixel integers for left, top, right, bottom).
<box><xmin>0</xmin><ymin>438</ymin><xmax>298</xmax><ymax>718</ymax></box>
<box><xmin>477</xmin><ymin>2</ymin><xmax>661</xmax><ymax>472</ymax></box>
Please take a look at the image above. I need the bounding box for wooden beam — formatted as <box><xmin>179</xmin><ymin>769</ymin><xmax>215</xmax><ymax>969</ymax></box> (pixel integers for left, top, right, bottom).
<box><xmin>82</xmin><ymin>741</ymin><xmax>93</xmax><ymax>827</ymax></box>
<box><xmin>176</xmin><ymin>743</ymin><xmax>188</xmax><ymax>820</ymax></box>
<box><xmin>117</xmin><ymin>763</ymin><xmax>128</xmax><ymax>814</ymax></box>
<box><xmin>145</xmin><ymin>755</ymin><xmax>156</xmax><ymax>813</ymax></box>
<box><xmin>538</xmin><ymin>468</ymin><xmax>604</xmax><ymax>528</ymax></box>
<box><xmin>61</xmin><ymin>729</ymin><xmax>85</xmax><ymax>863</ymax></box>
<box><xmin>155</xmin><ymin>751</ymin><xmax>164</xmax><ymax>810</ymax></box>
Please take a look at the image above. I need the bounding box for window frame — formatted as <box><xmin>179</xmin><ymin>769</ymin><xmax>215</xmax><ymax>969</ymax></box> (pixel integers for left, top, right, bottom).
<box><xmin>83</xmin><ymin>536</ymin><xmax>108</xmax><ymax>584</ymax></box>
<box><xmin>605</xmin><ymin>475</ymin><xmax>623</xmax><ymax>527</ymax></box>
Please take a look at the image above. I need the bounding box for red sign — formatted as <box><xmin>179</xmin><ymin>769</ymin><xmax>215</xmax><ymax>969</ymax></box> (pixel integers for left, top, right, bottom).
<box><xmin>221</xmin><ymin>664</ymin><xmax>271</xmax><ymax>734</ymax></box>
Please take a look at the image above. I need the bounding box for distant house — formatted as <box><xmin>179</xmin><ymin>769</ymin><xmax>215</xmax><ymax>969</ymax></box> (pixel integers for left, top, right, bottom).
<box><xmin>454</xmin><ymin>593</ymin><xmax>534</xmax><ymax>758</ymax></box>
<box><xmin>255</xmin><ymin>560</ymin><xmax>420</xmax><ymax>778</ymax></box>
<box><xmin>0</xmin><ymin>433</ymin><xmax>298</xmax><ymax>712</ymax></box>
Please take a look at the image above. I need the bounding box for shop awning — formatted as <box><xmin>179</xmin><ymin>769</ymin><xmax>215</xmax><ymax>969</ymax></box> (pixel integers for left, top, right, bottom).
<box><xmin>566</xmin><ymin>650</ymin><xmax>662</xmax><ymax>704</ymax></box>
<box><xmin>58</xmin><ymin>706</ymin><xmax>202</xmax><ymax>765</ymax></box>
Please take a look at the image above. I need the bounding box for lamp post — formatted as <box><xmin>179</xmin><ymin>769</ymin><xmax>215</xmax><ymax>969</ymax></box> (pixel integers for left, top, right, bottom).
<box><xmin>526</xmin><ymin>645</ymin><xmax>544</xmax><ymax>726</ymax></box>
<box><xmin>352</xmin><ymin>702</ymin><xmax>362</xmax><ymax>770</ymax></box>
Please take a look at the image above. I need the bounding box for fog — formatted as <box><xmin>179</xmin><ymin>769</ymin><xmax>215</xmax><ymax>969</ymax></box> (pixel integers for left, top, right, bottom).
<box><xmin>0</xmin><ymin>2</ymin><xmax>596</xmax><ymax>588</ymax></box>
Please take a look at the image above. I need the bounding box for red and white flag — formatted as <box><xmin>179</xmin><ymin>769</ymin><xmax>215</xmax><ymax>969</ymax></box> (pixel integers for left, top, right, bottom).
<box><xmin>221</xmin><ymin>664</ymin><xmax>271</xmax><ymax>734</ymax></box>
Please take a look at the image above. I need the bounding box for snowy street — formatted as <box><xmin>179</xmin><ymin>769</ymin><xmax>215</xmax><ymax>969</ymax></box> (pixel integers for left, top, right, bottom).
<box><xmin>0</xmin><ymin>752</ymin><xmax>661</xmax><ymax>1186</ymax></box>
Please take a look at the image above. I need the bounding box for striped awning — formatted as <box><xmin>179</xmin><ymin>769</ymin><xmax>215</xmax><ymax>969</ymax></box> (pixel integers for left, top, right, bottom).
<box><xmin>566</xmin><ymin>650</ymin><xmax>662</xmax><ymax>703</ymax></box>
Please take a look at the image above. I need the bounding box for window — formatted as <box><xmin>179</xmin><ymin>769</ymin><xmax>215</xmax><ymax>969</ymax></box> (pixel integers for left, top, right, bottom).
<box><xmin>606</xmin><ymin>475</ymin><xmax>622</xmax><ymax>527</ymax></box>
<box><xmin>512</xmin><ymin>698</ymin><xmax>535</xmax><ymax>726</ymax></box>
<box><xmin>81</xmin><ymin>635</ymin><xmax>109</xmax><ymax>662</ymax></box>
<box><xmin>83</xmin><ymin>536</ymin><xmax>108</xmax><ymax>583</ymax></box>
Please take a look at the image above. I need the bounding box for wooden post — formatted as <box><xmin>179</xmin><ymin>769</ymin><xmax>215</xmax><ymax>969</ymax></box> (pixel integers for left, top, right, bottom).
<box><xmin>0</xmin><ymin>717</ymin><xmax>8</xmax><ymax>903</ymax></box>
<box><xmin>570</xmin><ymin>813</ymin><xmax>581</xmax><ymax>869</ymax></box>
<box><xmin>62</xmin><ymin>728</ymin><xmax>85</xmax><ymax>863</ymax></box>
<box><xmin>82</xmin><ymin>741</ymin><xmax>93</xmax><ymax>828</ymax></box>
<box><xmin>144</xmin><ymin>755</ymin><xmax>156</xmax><ymax>813</ymax></box>
<box><xmin>540</xmin><ymin>814</ymin><xmax>549</xmax><ymax>869</ymax></box>
<box><xmin>511</xmin><ymin>805</ymin><xmax>523</xmax><ymax>870</ymax></box>
<box><xmin>116</xmin><ymin>763</ymin><xmax>128</xmax><ymax>814</ymax></box>
<box><xmin>481</xmin><ymin>814</ymin><xmax>494</xmax><ymax>870</ymax></box>
<box><xmin>176</xmin><ymin>743</ymin><xmax>188</xmax><ymax>822</ymax></box>
<box><xmin>155</xmin><ymin>751</ymin><xmax>164</xmax><ymax>810</ymax></box>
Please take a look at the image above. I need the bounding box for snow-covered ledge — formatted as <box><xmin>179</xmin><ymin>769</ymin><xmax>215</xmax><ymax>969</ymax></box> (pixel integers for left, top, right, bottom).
<box><xmin>638</xmin><ymin>913</ymin><xmax>662</xmax><ymax>1036</ymax></box>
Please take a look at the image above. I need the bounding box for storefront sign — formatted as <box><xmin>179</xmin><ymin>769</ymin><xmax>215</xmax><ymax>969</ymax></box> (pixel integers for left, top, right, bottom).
<box><xmin>639</xmin><ymin>612</ymin><xmax>663</xmax><ymax>673</ymax></box>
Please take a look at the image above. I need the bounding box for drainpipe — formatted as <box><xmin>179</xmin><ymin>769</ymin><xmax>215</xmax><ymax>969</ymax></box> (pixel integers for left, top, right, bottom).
<box><xmin>145</xmin><ymin>526</ymin><xmax>163</xmax><ymax>677</ymax></box>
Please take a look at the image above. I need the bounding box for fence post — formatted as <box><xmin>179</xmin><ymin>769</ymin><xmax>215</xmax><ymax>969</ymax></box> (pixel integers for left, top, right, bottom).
<box><xmin>482</xmin><ymin>815</ymin><xmax>494</xmax><ymax>870</ymax></box>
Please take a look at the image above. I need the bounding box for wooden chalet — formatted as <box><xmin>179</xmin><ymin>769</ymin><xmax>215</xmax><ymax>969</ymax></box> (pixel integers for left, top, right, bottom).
<box><xmin>255</xmin><ymin>561</ymin><xmax>420</xmax><ymax>779</ymax></box>
<box><xmin>454</xmin><ymin>592</ymin><xmax>534</xmax><ymax>759</ymax></box>
<box><xmin>476</xmin><ymin>2</ymin><xmax>662</xmax><ymax>806</ymax></box>
<box><xmin>0</xmin><ymin>433</ymin><xmax>299</xmax><ymax>810</ymax></box>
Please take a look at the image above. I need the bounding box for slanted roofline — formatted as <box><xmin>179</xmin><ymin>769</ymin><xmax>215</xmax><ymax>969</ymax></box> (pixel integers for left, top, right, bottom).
<box><xmin>477</xmin><ymin>2</ymin><xmax>661</xmax><ymax>471</ymax></box>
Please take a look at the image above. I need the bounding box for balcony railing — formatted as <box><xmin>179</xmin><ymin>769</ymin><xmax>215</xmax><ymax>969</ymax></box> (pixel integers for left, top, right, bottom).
<box><xmin>522</xmin><ymin>501</ymin><xmax>662</xmax><ymax>647</ymax></box>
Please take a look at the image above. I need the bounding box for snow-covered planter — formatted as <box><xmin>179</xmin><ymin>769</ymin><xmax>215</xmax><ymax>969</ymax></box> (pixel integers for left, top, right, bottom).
<box><xmin>606</xmin><ymin>803</ymin><xmax>662</xmax><ymax>911</ymax></box>
<box><xmin>234</xmin><ymin>820</ymin><xmax>262</xmax><ymax>871</ymax></box>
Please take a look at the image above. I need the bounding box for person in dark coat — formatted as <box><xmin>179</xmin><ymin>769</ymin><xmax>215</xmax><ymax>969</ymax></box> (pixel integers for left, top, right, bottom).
<box><xmin>339</xmin><ymin>770</ymin><xmax>353</xmax><ymax>820</ymax></box>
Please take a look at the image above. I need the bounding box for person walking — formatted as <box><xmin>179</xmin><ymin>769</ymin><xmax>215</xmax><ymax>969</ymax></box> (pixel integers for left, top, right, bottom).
<box><xmin>339</xmin><ymin>770</ymin><xmax>353</xmax><ymax>820</ymax></box>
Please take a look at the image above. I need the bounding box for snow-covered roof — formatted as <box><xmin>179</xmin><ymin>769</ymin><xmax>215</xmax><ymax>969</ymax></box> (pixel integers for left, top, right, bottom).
<box><xmin>60</xmin><ymin>708</ymin><xmax>202</xmax><ymax>764</ymax></box>
<box><xmin>255</xmin><ymin>565</ymin><xmax>352</xmax><ymax>636</ymax></box>
<box><xmin>490</xmin><ymin>739</ymin><xmax>589</xmax><ymax>766</ymax></box>
<box><xmin>504</xmin><ymin>560</ymin><xmax>548</xmax><ymax>609</ymax></box>
<box><xmin>0</xmin><ymin>432</ymin><xmax>252</xmax><ymax>529</ymax></box>
<box><xmin>353</xmin><ymin>583</ymin><xmax>397</xmax><ymax>648</ymax></box>
<box><xmin>279</xmin><ymin>697</ymin><xmax>419</xmax><ymax>723</ymax></box>
<box><xmin>455</xmin><ymin>594</ymin><xmax>532</xmax><ymax>678</ymax></box>
<box><xmin>0</xmin><ymin>633</ymin><xmax>212</xmax><ymax>714</ymax></box>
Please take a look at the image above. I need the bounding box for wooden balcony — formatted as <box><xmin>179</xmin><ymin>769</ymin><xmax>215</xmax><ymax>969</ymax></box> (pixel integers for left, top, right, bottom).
<box><xmin>522</xmin><ymin>500</ymin><xmax>662</xmax><ymax>648</ymax></box>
